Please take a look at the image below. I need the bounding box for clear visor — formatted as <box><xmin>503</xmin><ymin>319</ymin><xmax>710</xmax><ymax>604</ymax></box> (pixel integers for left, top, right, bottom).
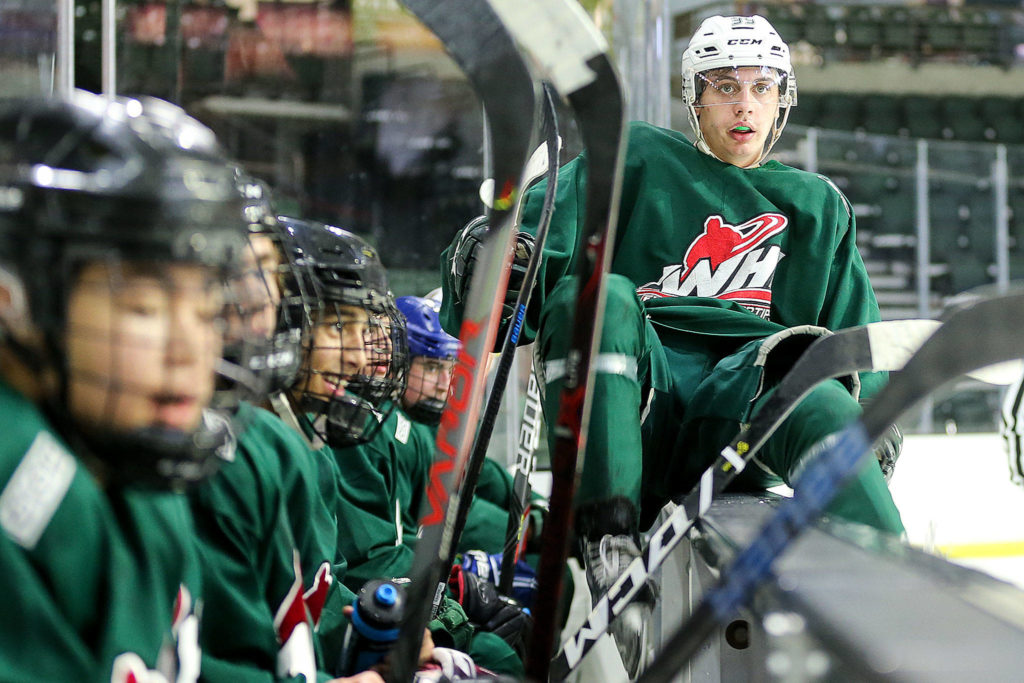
<box><xmin>695</xmin><ymin>66</ymin><xmax>784</xmax><ymax>108</ymax></box>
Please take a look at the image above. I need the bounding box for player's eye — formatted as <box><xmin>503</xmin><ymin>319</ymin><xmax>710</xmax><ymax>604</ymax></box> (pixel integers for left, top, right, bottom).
<box><xmin>124</xmin><ymin>301</ymin><xmax>161</xmax><ymax>317</ymax></box>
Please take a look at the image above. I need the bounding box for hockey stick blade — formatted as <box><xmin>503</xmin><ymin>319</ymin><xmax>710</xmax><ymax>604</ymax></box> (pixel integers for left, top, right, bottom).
<box><xmin>549</xmin><ymin>317</ymin><xmax>939</xmax><ymax>678</ymax></box>
<box><xmin>388</xmin><ymin>2</ymin><xmax>537</xmax><ymax>681</ymax></box>
<box><xmin>637</xmin><ymin>290</ymin><xmax>1024</xmax><ymax>683</ymax></box>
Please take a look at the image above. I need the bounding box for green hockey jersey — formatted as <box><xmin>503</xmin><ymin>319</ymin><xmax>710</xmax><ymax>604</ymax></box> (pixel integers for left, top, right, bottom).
<box><xmin>0</xmin><ymin>379</ymin><xmax>201</xmax><ymax>683</ymax></box>
<box><xmin>396</xmin><ymin>409</ymin><xmax>535</xmax><ymax>556</ymax></box>
<box><xmin>190</xmin><ymin>401</ymin><xmax>356</xmax><ymax>682</ymax></box>
<box><xmin>324</xmin><ymin>407</ymin><xmax>524</xmax><ymax>676</ymax></box>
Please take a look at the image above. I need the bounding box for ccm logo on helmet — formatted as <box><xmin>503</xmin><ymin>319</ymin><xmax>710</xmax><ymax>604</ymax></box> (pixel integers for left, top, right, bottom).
<box><xmin>727</xmin><ymin>38</ymin><xmax>763</xmax><ymax>45</ymax></box>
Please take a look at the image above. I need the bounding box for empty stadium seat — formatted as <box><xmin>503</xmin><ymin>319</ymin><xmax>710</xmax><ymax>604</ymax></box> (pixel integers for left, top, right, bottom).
<box><xmin>846</xmin><ymin>6</ymin><xmax>883</xmax><ymax>51</ymax></box>
<box><xmin>922</xmin><ymin>8</ymin><xmax>962</xmax><ymax>53</ymax></box>
<box><xmin>881</xmin><ymin>9</ymin><xmax>917</xmax><ymax>51</ymax></box>
<box><xmin>941</xmin><ymin>97</ymin><xmax>987</xmax><ymax>142</ymax></box>
<box><xmin>816</xmin><ymin>93</ymin><xmax>863</xmax><ymax>131</ymax></box>
<box><xmin>803</xmin><ymin>5</ymin><xmax>839</xmax><ymax>48</ymax></box>
<box><xmin>903</xmin><ymin>96</ymin><xmax>944</xmax><ymax>140</ymax></box>
<box><xmin>962</xmin><ymin>9</ymin><xmax>1000</xmax><ymax>56</ymax></box>
<box><xmin>861</xmin><ymin>95</ymin><xmax>905</xmax><ymax>136</ymax></box>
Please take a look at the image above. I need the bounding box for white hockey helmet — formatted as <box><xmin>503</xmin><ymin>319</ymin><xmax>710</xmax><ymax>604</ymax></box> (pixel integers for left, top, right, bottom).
<box><xmin>681</xmin><ymin>15</ymin><xmax>797</xmax><ymax>165</ymax></box>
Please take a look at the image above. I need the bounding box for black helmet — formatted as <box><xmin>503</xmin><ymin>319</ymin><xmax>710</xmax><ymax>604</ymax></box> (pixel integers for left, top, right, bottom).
<box><xmin>279</xmin><ymin>215</ymin><xmax>392</xmax><ymax>312</ymax></box>
<box><xmin>278</xmin><ymin>216</ymin><xmax>407</xmax><ymax>447</ymax></box>
<box><xmin>225</xmin><ymin>169</ymin><xmax>304</xmax><ymax>394</ymax></box>
<box><xmin>0</xmin><ymin>91</ymin><xmax>251</xmax><ymax>490</ymax></box>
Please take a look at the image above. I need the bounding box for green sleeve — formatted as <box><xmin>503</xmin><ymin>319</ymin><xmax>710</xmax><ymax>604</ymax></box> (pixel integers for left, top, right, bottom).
<box><xmin>439</xmin><ymin>149</ymin><xmax>591</xmax><ymax>345</ymax></box>
<box><xmin>236</xmin><ymin>406</ymin><xmax>358</xmax><ymax>673</ymax></box>
<box><xmin>815</xmin><ymin>190</ymin><xmax>888</xmax><ymax>401</ymax></box>
<box><xmin>329</xmin><ymin>439</ymin><xmax>415</xmax><ymax>590</ymax></box>
<box><xmin>190</xmin><ymin>429</ymin><xmax>314</xmax><ymax>681</ymax></box>
<box><xmin>394</xmin><ymin>415</ymin><xmax>435</xmax><ymax>537</ymax></box>
<box><xmin>474</xmin><ymin>457</ymin><xmax>515</xmax><ymax>508</ymax></box>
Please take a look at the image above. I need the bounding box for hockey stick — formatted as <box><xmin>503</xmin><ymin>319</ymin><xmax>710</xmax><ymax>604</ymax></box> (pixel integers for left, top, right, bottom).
<box><xmin>475</xmin><ymin>2</ymin><xmax>627</xmax><ymax>678</ymax></box>
<box><xmin>446</xmin><ymin>81</ymin><xmax>561</xmax><ymax>571</ymax></box>
<box><xmin>549</xmin><ymin>318</ymin><xmax>939</xmax><ymax>678</ymax></box>
<box><xmin>637</xmin><ymin>290</ymin><xmax>1024</xmax><ymax>683</ymax></box>
<box><xmin>387</xmin><ymin>2</ymin><xmax>537</xmax><ymax>681</ymax></box>
<box><xmin>499</xmin><ymin>365</ymin><xmax>543</xmax><ymax>596</ymax></box>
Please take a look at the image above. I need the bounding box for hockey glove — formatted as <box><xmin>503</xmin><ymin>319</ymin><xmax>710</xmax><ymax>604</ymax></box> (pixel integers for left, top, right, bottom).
<box><xmin>874</xmin><ymin>422</ymin><xmax>903</xmax><ymax>483</ymax></box>
<box><xmin>450</xmin><ymin>215</ymin><xmax>535</xmax><ymax>315</ymax></box>
<box><xmin>460</xmin><ymin>549</ymin><xmax>538</xmax><ymax>609</ymax></box>
<box><xmin>447</xmin><ymin>564</ymin><xmax>532</xmax><ymax>657</ymax></box>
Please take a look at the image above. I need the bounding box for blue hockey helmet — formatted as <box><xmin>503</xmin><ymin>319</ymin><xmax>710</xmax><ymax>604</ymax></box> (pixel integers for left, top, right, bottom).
<box><xmin>396</xmin><ymin>295</ymin><xmax>460</xmax><ymax>361</ymax></box>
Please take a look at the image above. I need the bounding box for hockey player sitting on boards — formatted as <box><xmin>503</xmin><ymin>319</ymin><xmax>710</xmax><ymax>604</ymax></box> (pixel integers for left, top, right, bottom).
<box><xmin>441</xmin><ymin>14</ymin><xmax>904</xmax><ymax>677</ymax></box>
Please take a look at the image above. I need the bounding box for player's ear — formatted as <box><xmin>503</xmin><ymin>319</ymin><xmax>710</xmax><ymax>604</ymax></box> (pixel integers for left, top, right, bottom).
<box><xmin>0</xmin><ymin>266</ymin><xmax>28</xmax><ymax>332</ymax></box>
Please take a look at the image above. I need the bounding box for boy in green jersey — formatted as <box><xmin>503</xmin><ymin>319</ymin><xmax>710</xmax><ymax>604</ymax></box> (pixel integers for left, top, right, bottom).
<box><xmin>189</xmin><ymin>176</ymin><xmax>382</xmax><ymax>681</ymax></box>
<box><xmin>275</xmin><ymin>220</ymin><xmax>526</xmax><ymax>676</ymax></box>
<box><xmin>0</xmin><ymin>93</ymin><xmax>252</xmax><ymax>682</ymax></box>
<box><xmin>394</xmin><ymin>294</ymin><xmax>533</xmax><ymax>557</ymax></box>
<box><xmin>442</xmin><ymin>15</ymin><xmax>905</xmax><ymax>675</ymax></box>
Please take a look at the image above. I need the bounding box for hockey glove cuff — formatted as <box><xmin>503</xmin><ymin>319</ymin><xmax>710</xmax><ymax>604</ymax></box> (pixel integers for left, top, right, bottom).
<box><xmin>447</xmin><ymin>564</ymin><xmax>532</xmax><ymax>657</ymax></box>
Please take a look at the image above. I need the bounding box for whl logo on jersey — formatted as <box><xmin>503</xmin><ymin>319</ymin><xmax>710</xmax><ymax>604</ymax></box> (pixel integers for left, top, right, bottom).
<box><xmin>637</xmin><ymin>212</ymin><xmax>787</xmax><ymax>320</ymax></box>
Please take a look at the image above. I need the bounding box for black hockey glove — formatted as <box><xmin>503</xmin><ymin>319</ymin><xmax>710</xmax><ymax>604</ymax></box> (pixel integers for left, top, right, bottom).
<box><xmin>450</xmin><ymin>215</ymin><xmax>535</xmax><ymax>313</ymax></box>
<box><xmin>874</xmin><ymin>422</ymin><xmax>903</xmax><ymax>483</ymax></box>
<box><xmin>447</xmin><ymin>564</ymin><xmax>532</xmax><ymax>658</ymax></box>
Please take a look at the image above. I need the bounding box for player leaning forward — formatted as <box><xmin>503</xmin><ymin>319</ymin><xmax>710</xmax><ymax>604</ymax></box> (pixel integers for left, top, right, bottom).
<box><xmin>441</xmin><ymin>14</ymin><xmax>904</xmax><ymax>674</ymax></box>
<box><xmin>0</xmin><ymin>93</ymin><xmax>254</xmax><ymax>681</ymax></box>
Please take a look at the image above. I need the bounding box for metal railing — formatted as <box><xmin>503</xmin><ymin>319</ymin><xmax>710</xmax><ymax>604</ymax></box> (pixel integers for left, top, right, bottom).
<box><xmin>774</xmin><ymin>124</ymin><xmax>1024</xmax><ymax>320</ymax></box>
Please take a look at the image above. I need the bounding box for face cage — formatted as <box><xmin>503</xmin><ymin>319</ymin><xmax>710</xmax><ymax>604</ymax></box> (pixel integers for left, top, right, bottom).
<box><xmin>405</xmin><ymin>397</ymin><xmax>446</xmax><ymax>427</ymax></box>
<box><xmin>684</xmin><ymin>65</ymin><xmax>796</xmax><ymax>167</ymax></box>
<box><xmin>56</xmin><ymin>257</ymin><xmax>257</xmax><ymax>491</ymax></box>
<box><xmin>295</xmin><ymin>298</ymin><xmax>408</xmax><ymax>449</ymax></box>
<box><xmin>223</xmin><ymin>231</ymin><xmax>305</xmax><ymax>396</ymax></box>
<box><xmin>402</xmin><ymin>354</ymin><xmax>455</xmax><ymax>426</ymax></box>
<box><xmin>346</xmin><ymin>301</ymin><xmax>409</xmax><ymax>408</ymax></box>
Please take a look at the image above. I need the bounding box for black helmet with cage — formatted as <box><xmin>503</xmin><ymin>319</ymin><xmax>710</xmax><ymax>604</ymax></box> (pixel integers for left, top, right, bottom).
<box><xmin>278</xmin><ymin>215</ymin><xmax>407</xmax><ymax>448</ymax></box>
<box><xmin>228</xmin><ymin>168</ymin><xmax>304</xmax><ymax>394</ymax></box>
<box><xmin>0</xmin><ymin>91</ymin><xmax>254</xmax><ymax>490</ymax></box>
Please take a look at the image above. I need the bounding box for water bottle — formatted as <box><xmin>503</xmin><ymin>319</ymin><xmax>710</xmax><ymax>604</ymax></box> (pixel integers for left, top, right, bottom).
<box><xmin>337</xmin><ymin>578</ymin><xmax>406</xmax><ymax>675</ymax></box>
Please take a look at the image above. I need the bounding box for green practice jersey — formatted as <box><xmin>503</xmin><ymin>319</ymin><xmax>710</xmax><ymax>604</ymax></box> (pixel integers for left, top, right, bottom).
<box><xmin>191</xmin><ymin>401</ymin><xmax>357</xmax><ymax>682</ymax></box>
<box><xmin>326</xmin><ymin>406</ymin><xmax>524</xmax><ymax>676</ymax></box>
<box><xmin>396</xmin><ymin>409</ymin><xmax>534</xmax><ymax>556</ymax></box>
<box><xmin>0</xmin><ymin>380</ymin><xmax>201</xmax><ymax>683</ymax></box>
<box><xmin>329</xmin><ymin>406</ymin><xmax>417</xmax><ymax>590</ymax></box>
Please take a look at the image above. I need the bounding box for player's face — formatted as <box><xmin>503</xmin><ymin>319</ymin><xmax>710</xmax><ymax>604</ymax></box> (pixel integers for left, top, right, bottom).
<box><xmin>696</xmin><ymin>66</ymin><xmax>781</xmax><ymax>168</ymax></box>
<box><xmin>228</xmin><ymin>233</ymin><xmax>280</xmax><ymax>340</ymax></box>
<box><xmin>300</xmin><ymin>304</ymin><xmax>370</xmax><ymax>400</ymax></box>
<box><xmin>65</xmin><ymin>262</ymin><xmax>224</xmax><ymax>434</ymax></box>
<box><xmin>403</xmin><ymin>356</ymin><xmax>454</xmax><ymax>409</ymax></box>
<box><xmin>365</xmin><ymin>314</ymin><xmax>393</xmax><ymax>380</ymax></box>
